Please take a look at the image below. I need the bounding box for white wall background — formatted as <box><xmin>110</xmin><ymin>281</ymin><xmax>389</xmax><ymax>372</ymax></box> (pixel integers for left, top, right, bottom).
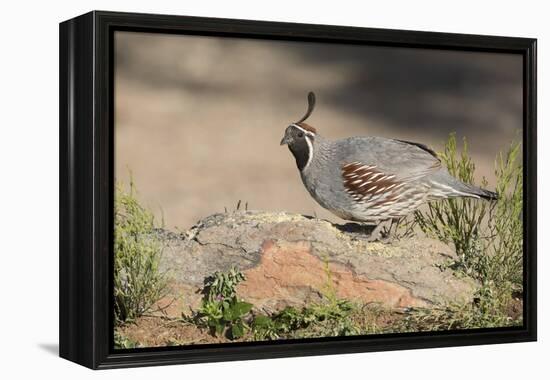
<box><xmin>0</xmin><ymin>0</ymin><xmax>546</xmax><ymax>378</ymax></box>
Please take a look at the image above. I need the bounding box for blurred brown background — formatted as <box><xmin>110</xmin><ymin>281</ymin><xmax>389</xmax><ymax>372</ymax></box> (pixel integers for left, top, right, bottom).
<box><xmin>115</xmin><ymin>31</ymin><xmax>522</xmax><ymax>230</ymax></box>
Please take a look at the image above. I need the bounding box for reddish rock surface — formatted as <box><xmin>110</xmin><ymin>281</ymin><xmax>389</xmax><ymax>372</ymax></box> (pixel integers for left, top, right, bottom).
<box><xmin>238</xmin><ymin>240</ymin><xmax>427</xmax><ymax>311</ymax></box>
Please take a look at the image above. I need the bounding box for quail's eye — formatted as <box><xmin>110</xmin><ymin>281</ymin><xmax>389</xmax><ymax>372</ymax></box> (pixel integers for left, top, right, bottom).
<box><xmin>297</xmin><ymin>132</ymin><xmax>304</xmax><ymax>138</ymax></box>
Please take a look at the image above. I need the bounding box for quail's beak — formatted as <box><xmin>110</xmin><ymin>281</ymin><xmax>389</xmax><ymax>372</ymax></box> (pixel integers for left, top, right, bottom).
<box><xmin>280</xmin><ymin>130</ymin><xmax>292</xmax><ymax>146</ymax></box>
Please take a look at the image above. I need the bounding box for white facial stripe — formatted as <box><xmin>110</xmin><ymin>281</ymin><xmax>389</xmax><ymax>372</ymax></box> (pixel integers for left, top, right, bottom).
<box><xmin>303</xmin><ymin>134</ymin><xmax>314</xmax><ymax>171</ymax></box>
<box><xmin>290</xmin><ymin>123</ymin><xmax>316</xmax><ymax>137</ymax></box>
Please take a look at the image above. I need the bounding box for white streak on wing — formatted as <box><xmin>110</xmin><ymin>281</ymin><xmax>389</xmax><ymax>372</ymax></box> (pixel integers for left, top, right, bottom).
<box><xmin>358</xmin><ymin>164</ymin><xmax>376</xmax><ymax>171</ymax></box>
<box><xmin>359</xmin><ymin>180</ymin><xmax>373</xmax><ymax>188</ymax></box>
<box><xmin>344</xmin><ymin>161</ymin><xmax>360</xmax><ymax>168</ymax></box>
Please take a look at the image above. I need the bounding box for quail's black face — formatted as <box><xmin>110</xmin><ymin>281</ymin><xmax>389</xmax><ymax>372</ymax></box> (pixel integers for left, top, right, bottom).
<box><xmin>281</xmin><ymin>124</ymin><xmax>315</xmax><ymax>171</ymax></box>
<box><xmin>280</xmin><ymin>124</ymin><xmax>308</xmax><ymax>146</ymax></box>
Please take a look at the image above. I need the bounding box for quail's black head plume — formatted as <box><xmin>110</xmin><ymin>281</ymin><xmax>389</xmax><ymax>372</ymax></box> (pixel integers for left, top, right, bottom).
<box><xmin>281</xmin><ymin>92</ymin><xmax>498</xmax><ymax>237</ymax></box>
<box><xmin>296</xmin><ymin>91</ymin><xmax>316</xmax><ymax>124</ymax></box>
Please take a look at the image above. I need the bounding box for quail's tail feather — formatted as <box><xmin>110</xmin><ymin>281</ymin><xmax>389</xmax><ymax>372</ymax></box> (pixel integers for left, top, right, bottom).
<box><xmin>461</xmin><ymin>183</ymin><xmax>498</xmax><ymax>200</ymax></box>
<box><xmin>429</xmin><ymin>175</ymin><xmax>498</xmax><ymax>201</ymax></box>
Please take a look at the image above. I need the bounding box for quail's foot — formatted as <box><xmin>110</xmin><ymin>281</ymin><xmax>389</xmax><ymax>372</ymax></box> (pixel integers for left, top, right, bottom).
<box><xmin>365</xmin><ymin>219</ymin><xmax>394</xmax><ymax>242</ymax></box>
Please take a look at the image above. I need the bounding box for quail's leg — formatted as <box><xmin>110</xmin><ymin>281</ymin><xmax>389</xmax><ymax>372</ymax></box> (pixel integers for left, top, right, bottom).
<box><xmin>366</xmin><ymin>219</ymin><xmax>394</xmax><ymax>242</ymax></box>
<box><xmin>366</xmin><ymin>223</ymin><xmax>383</xmax><ymax>241</ymax></box>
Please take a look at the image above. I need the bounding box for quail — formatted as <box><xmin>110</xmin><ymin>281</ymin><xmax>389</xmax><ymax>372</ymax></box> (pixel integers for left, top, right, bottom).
<box><xmin>280</xmin><ymin>92</ymin><xmax>498</xmax><ymax>238</ymax></box>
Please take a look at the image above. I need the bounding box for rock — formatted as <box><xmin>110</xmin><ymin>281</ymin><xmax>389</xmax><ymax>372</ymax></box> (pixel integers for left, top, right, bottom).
<box><xmin>158</xmin><ymin>211</ymin><xmax>479</xmax><ymax>314</ymax></box>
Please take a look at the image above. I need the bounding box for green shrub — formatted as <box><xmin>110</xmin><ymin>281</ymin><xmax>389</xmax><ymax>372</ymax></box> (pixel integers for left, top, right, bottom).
<box><xmin>114</xmin><ymin>180</ymin><xmax>168</xmax><ymax>323</ymax></box>
<box><xmin>484</xmin><ymin>143</ymin><xmax>523</xmax><ymax>289</ymax></box>
<box><xmin>414</xmin><ymin>134</ymin><xmax>490</xmax><ymax>272</ymax></box>
<box><xmin>414</xmin><ymin>134</ymin><xmax>523</xmax><ymax>292</ymax></box>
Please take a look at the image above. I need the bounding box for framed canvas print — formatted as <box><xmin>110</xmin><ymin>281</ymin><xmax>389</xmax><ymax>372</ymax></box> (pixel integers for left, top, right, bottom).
<box><xmin>59</xmin><ymin>11</ymin><xmax>537</xmax><ymax>369</ymax></box>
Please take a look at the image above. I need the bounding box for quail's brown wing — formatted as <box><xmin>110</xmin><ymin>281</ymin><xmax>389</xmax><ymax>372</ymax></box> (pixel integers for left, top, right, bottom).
<box><xmin>341</xmin><ymin>162</ymin><xmax>407</xmax><ymax>204</ymax></box>
<box><xmin>337</xmin><ymin>137</ymin><xmax>442</xmax><ymax>203</ymax></box>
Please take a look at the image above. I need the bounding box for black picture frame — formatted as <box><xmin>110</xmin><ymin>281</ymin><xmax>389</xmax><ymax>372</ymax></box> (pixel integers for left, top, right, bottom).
<box><xmin>59</xmin><ymin>10</ymin><xmax>537</xmax><ymax>369</ymax></box>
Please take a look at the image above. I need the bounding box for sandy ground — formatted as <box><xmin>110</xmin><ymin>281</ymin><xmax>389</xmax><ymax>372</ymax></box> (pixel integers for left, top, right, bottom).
<box><xmin>115</xmin><ymin>32</ymin><xmax>522</xmax><ymax>230</ymax></box>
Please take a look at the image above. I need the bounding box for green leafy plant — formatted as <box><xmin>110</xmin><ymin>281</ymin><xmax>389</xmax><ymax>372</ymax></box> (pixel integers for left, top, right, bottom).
<box><xmin>197</xmin><ymin>267</ymin><xmax>253</xmax><ymax>339</ymax></box>
<box><xmin>114</xmin><ymin>180</ymin><xmax>168</xmax><ymax>323</ymax></box>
